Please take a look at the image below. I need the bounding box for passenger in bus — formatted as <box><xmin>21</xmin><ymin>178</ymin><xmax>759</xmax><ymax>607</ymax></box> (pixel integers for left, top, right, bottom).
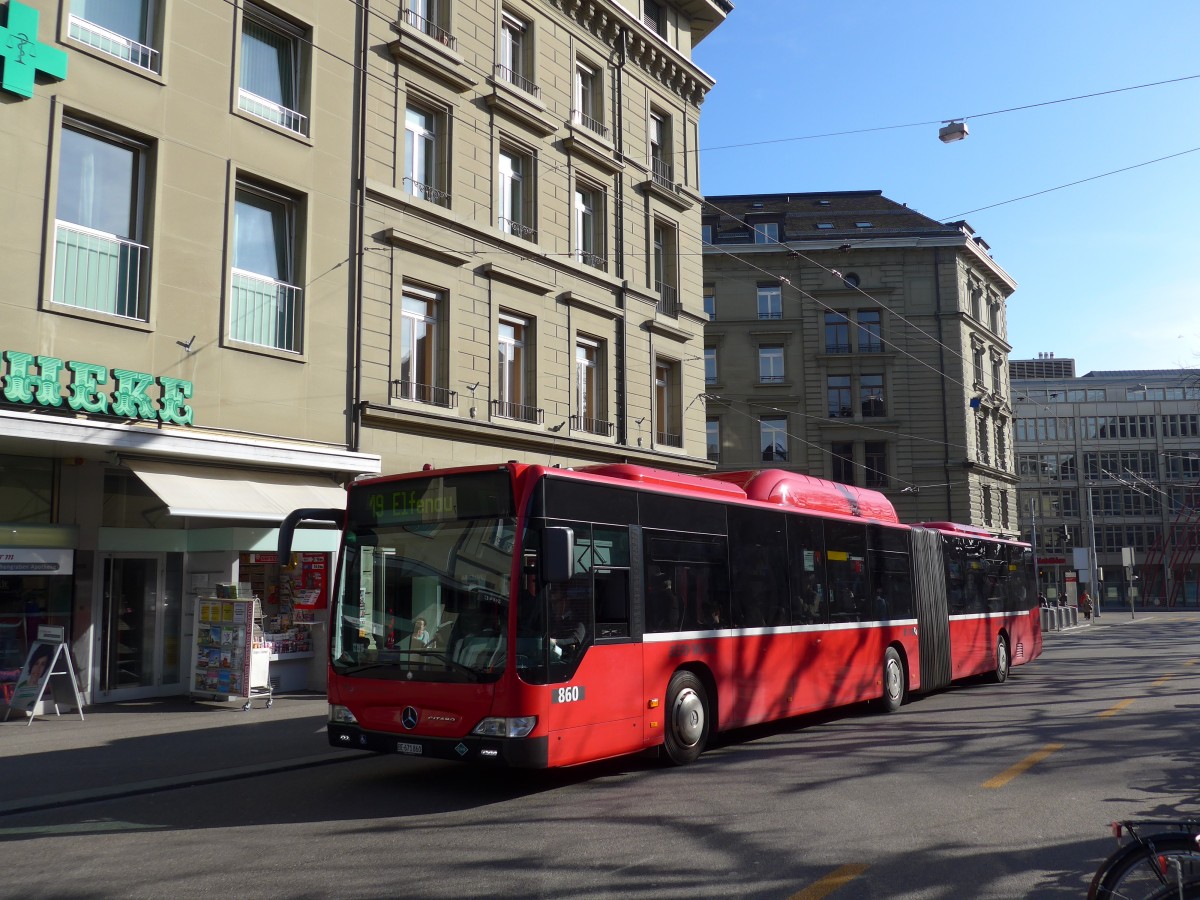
<box><xmin>409</xmin><ymin>617</ymin><xmax>435</xmax><ymax>649</ymax></box>
<box><xmin>797</xmin><ymin>576</ymin><xmax>822</xmax><ymax>623</ymax></box>
<box><xmin>647</xmin><ymin>573</ymin><xmax>682</xmax><ymax>632</ymax></box>
<box><xmin>871</xmin><ymin>587</ymin><xmax>889</xmax><ymax>621</ymax></box>
<box><xmin>698</xmin><ymin>601</ymin><xmax>723</xmax><ymax>629</ymax></box>
<box><xmin>548</xmin><ymin>585</ymin><xmax>586</xmax><ymax>659</ymax></box>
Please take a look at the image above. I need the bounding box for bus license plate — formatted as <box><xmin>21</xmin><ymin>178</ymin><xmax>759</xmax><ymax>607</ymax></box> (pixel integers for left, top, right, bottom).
<box><xmin>397</xmin><ymin>741</ymin><xmax>423</xmax><ymax>755</ymax></box>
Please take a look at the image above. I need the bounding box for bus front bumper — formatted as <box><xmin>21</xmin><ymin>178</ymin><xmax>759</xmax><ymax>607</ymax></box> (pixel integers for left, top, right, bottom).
<box><xmin>328</xmin><ymin>723</ymin><xmax>549</xmax><ymax>767</ymax></box>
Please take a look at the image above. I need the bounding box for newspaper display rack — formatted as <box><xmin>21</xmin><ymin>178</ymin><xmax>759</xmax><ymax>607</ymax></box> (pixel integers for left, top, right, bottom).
<box><xmin>190</xmin><ymin>588</ymin><xmax>273</xmax><ymax>710</ymax></box>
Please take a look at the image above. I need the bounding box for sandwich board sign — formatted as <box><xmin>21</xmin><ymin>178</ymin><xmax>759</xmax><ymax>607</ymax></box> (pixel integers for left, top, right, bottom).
<box><xmin>3</xmin><ymin>625</ymin><xmax>85</xmax><ymax>725</ymax></box>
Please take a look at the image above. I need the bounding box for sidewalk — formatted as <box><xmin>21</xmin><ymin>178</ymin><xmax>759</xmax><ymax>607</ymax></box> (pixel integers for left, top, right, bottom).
<box><xmin>0</xmin><ymin>692</ymin><xmax>368</xmax><ymax>816</ymax></box>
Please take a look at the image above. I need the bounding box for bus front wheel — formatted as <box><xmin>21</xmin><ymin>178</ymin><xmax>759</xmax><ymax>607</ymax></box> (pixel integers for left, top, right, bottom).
<box><xmin>663</xmin><ymin>670</ymin><xmax>710</xmax><ymax>766</ymax></box>
<box><xmin>880</xmin><ymin>647</ymin><xmax>905</xmax><ymax>713</ymax></box>
<box><xmin>991</xmin><ymin>634</ymin><xmax>1010</xmax><ymax>683</ymax></box>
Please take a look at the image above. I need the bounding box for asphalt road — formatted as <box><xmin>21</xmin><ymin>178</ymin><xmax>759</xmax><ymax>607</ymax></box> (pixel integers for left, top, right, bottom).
<box><xmin>3</xmin><ymin>614</ymin><xmax>1198</xmax><ymax>899</ymax></box>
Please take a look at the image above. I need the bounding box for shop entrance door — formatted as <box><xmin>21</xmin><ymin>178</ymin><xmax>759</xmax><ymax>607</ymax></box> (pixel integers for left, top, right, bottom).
<box><xmin>97</xmin><ymin>555</ymin><xmax>183</xmax><ymax>700</ymax></box>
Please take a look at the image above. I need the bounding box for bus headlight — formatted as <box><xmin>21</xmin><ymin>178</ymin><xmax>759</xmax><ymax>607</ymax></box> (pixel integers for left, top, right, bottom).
<box><xmin>329</xmin><ymin>704</ymin><xmax>359</xmax><ymax>725</ymax></box>
<box><xmin>472</xmin><ymin>716</ymin><xmax>537</xmax><ymax>738</ymax></box>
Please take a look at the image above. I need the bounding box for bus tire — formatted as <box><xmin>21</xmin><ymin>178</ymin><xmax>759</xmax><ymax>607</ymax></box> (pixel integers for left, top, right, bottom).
<box><xmin>880</xmin><ymin>647</ymin><xmax>905</xmax><ymax>713</ymax></box>
<box><xmin>663</xmin><ymin>670</ymin><xmax>709</xmax><ymax>766</ymax></box>
<box><xmin>991</xmin><ymin>633</ymin><xmax>1010</xmax><ymax>683</ymax></box>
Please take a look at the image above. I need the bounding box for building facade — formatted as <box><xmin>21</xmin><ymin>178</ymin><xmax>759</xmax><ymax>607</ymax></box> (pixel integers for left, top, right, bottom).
<box><xmin>701</xmin><ymin>191</ymin><xmax>1019</xmax><ymax>530</ymax></box>
<box><xmin>1012</xmin><ymin>364</ymin><xmax>1200</xmax><ymax>608</ymax></box>
<box><xmin>357</xmin><ymin>0</ymin><xmax>729</xmax><ymax>474</ymax></box>
<box><xmin>1</xmin><ymin>0</ymin><xmax>378</xmax><ymax>705</ymax></box>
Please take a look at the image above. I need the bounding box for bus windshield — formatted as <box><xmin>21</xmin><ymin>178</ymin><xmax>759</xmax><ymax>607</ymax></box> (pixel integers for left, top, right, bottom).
<box><xmin>333</xmin><ymin>470</ymin><xmax>516</xmax><ymax>683</ymax></box>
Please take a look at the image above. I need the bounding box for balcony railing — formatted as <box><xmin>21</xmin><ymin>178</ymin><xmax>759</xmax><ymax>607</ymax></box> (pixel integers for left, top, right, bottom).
<box><xmin>651</xmin><ymin>156</ymin><xmax>674</xmax><ymax>188</ymax></box>
<box><xmin>238</xmin><ymin>88</ymin><xmax>308</xmax><ymax>136</ymax></box>
<box><xmin>391</xmin><ymin>380</ymin><xmax>456</xmax><ymax>408</ymax></box>
<box><xmin>492</xmin><ymin>399</ymin><xmax>543</xmax><ymax>424</ymax></box>
<box><xmin>402</xmin><ymin>177</ymin><xmax>451</xmax><ymax>207</ymax></box>
<box><xmin>824</xmin><ymin>342</ymin><xmax>852</xmax><ymax>353</ymax></box>
<box><xmin>570</xmin><ymin>109</ymin><xmax>609</xmax><ymax>140</ymax></box>
<box><xmin>759</xmin><ymin>375</ymin><xmax>785</xmax><ymax>384</ymax></box>
<box><xmin>657</xmin><ymin>430</ymin><xmax>683</xmax><ymax>448</ymax></box>
<box><xmin>860</xmin><ymin>339</ymin><xmax>884</xmax><ymax>353</ymax></box>
<box><xmin>230</xmin><ymin>268</ymin><xmax>302</xmax><ymax>353</ymax></box>
<box><xmin>570</xmin><ymin>415</ymin><xmax>614</xmax><ymax>437</ymax></box>
<box><xmin>576</xmin><ymin>250</ymin><xmax>607</xmax><ymax>271</ymax></box>
<box><xmin>758</xmin><ymin>309</ymin><xmax>783</xmax><ymax>320</ymax></box>
<box><xmin>495</xmin><ymin>64</ymin><xmax>541</xmax><ymax>99</ymax></box>
<box><xmin>499</xmin><ymin>217</ymin><xmax>537</xmax><ymax>241</ymax></box>
<box><xmin>69</xmin><ymin>16</ymin><xmax>159</xmax><ymax>72</ymax></box>
<box><xmin>52</xmin><ymin>221</ymin><xmax>149</xmax><ymax>320</ymax></box>
<box><xmin>401</xmin><ymin>8</ymin><xmax>457</xmax><ymax>50</ymax></box>
<box><xmin>655</xmin><ymin>282</ymin><xmax>679</xmax><ymax>317</ymax></box>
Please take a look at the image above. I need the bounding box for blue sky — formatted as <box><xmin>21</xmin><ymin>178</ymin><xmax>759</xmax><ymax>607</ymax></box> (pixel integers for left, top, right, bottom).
<box><xmin>693</xmin><ymin>2</ymin><xmax>1200</xmax><ymax>377</ymax></box>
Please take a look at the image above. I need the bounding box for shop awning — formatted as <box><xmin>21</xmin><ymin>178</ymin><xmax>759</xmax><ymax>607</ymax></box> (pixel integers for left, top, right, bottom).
<box><xmin>125</xmin><ymin>459</ymin><xmax>347</xmax><ymax>522</ymax></box>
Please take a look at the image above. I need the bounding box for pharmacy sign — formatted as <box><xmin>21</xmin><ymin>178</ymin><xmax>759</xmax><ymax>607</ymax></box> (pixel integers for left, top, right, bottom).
<box><xmin>1</xmin><ymin>1</ymin><xmax>68</xmax><ymax>99</ymax></box>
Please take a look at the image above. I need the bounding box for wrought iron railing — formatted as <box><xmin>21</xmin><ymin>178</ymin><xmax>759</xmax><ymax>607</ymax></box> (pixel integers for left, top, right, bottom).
<box><xmin>651</xmin><ymin>156</ymin><xmax>674</xmax><ymax>188</ymax></box>
<box><xmin>758</xmin><ymin>309</ymin><xmax>783</xmax><ymax>320</ymax></box>
<box><xmin>69</xmin><ymin>15</ymin><xmax>159</xmax><ymax>72</ymax></box>
<box><xmin>570</xmin><ymin>415</ymin><xmax>614</xmax><ymax>437</ymax></box>
<box><xmin>492</xmin><ymin>399</ymin><xmax>543</xmax><ymax>424</ymax></box>
<box><xmin>759</xmin><ymin>375</ymin><xmax>785</xmax><ymax>384</ymax></box>
<box><xmin>238</xmin><ymin>88</ymin><xmax>308</xmax><ymax>136</ymax></box>
<box><xmin>230</xmin><ymin>268</ymin><xmax>303</xmax><ymax>353</ymax></box>
<box><xmin>52</xmin><ymin>221</ymin><xmax>149</xmax><ymax>321</ymax></box>
<box><xmin>576</xmin><ymin>250</ymin><xmax>607</xmax><ymax>271</ymax></box>
<box><xmin>570</xmin><ymin>109</ymin><xmax>609</xmax><ymax>139</ymax></box>
<box><xmin>495</xmin><ymin>64</ymin><xmax>541</xmax><ymax>99</ymax></box>
<box><xmin>401</xmin><ymin>8</ymin><xmax>457</xmax><ymax>49</ymax></box>
<box><xmin>402</xmin><ymin>177</ymin><xmax>451</xmax><ymax>207</ymax></box>
<box><xmin>655</xmin><ymin>282</ymin><xmax>679</xmax><ymax>317</ymax></box>
<box><xmin>824</xmin><ymin>342</ymin><xmax>852</xmax><ymax>353</ymax></box>
<box><xmin>657</xmin><ymin>430</ymin><xmax>683</xmax><ymax>448</ymax></box>
<box><xmin>499</xmin><ymin>217</ymin><xmax>537</xmax><ymax>241</ymax></box>
<box><xmin>391</xmin><ymin>380</ymin><xmax>456</xmax><ymax>408</ymax></box>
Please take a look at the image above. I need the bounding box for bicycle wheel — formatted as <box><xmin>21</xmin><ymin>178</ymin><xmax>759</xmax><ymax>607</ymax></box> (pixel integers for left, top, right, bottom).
<box><xmin>1145</xmin><ymin>874</ymin><xmax>1200</xmax><ymax>900</ymax></box>
<box><xmin>1090</xmin><ymin>834</ymin><xmax>1200</xmax><ymax>900</ymax></box>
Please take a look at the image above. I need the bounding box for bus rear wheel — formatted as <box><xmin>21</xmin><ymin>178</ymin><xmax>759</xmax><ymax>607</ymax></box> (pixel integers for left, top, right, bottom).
<box><xmin>880</xmin><ymin>647</ymin><xmax>905</xmax><ymax>713</ymax></box>
<box><xmin>991</xmin><ymin>634</ymin><xmax>1010</xmax><ymax>683</ymax></box>
<box><xmin>663</xmin><ymin>670</ymin><xmax>709</xmax><ymax>766</ymax></box>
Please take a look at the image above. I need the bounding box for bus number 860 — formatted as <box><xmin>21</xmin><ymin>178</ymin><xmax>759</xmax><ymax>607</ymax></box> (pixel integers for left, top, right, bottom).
<box><xmin>553</xmin><ymin>686</ymin><xmax>585</xmax><ymax>704</ymax></box>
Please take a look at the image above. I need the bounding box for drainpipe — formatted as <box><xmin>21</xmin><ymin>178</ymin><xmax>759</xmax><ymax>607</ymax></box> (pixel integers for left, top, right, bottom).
<box><xmin>349</xmin><ymin>0</ymin><xmax>369</xmax><ymax>454</ymax></box>
<box><xmin>614</xmin><ymin>27</ymin><xmax>629</xmax><ymax>446</ymax></box>
<box><xmin>933</xmin><ymin>247</ymin><xmax>952</xmax><ymax>520</ymax></box>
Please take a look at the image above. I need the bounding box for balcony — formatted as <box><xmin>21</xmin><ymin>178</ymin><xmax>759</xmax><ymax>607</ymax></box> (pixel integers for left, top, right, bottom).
<box><xmin>824</xmin><ymin>342</ymin><xmax>851</xmax><ymax>353</ymax></box>
<box><xmin>401</xmin><ymin>8</ymin><xmax>457</xmax><ymax>50</ymax></box>
<box><xmin>492</xmin><ymin>399</ymin><xmax>543</xmax><ymax>424</ymax></box>
<box><xmin>238</xmin><ymin>88</ymin><xmax>308</xmax><ymax>137</ymax></box>
<box><xmin>657</xmin><ymin>430</ymin><xmax>683</xmax><ymax>448</ymax></box>
<box><xmin>655</xmin><ymin>282</ymin><xmax>679</xmax><ymax>317</ymax></box>
<box><xmin>499</xmin><ymin>218</ymin><xmax>537</xmax><ymax>242</ymax></box>
<box><xmin>494</xmin><ymin>64</ymin><xmax>540</xmax><ymax>100</ymax></box>
<box><xmin>575</xmin><ymin>250</ymin><xmax>607</xmax><ymax>271</ymax></box>
<box><xmin>759</xmin><ymin>375</ymin><xmax>785</xmax><ymax>385</ymax></box>
<box><xmin>571</xmin><ymin>415</ymin><xmax>614</xmax><ymax>437</ymax></box>
<box><xmin>391</xmin><ymin>380</ymin><xmax>456</xmax><ymax>408</ymax></box>
<box><xmin>230</xmin><ymin>268</ymin><xmax>302</xmax><ymax>353</ymax></box>
<box><xmin>570</xmin><ymin>109</ymin><xmax>609</xmax><ymax>141</ymax></box>
<box><xmin>403</xmin><ymin>177</ymin><xmax>451</xmax><ymax>208</ymax></box>
<box><xmin>69</xmin><ymin>16</ymin><xmax>159</xmax><ymax>72</ymax></box>
<box><xmin>651</xmin><ymin>156</ymin><xmax>674</xmax><ymax>189</ymax></box>
<box><xmin>52</xmin><ymin>221</ymin><xmax>149</xmax><ymax>320</ymax></box>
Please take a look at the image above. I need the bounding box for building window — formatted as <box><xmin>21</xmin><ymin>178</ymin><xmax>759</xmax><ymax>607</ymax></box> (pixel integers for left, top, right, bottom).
<box><xmin>403</xmin><ymin>0</ymin><xmax>455</xmax><ymax>48</ymax></box>
<box><xmin>69</xmin><ymin>0</ymin><xmax>160</xmax><ymax>72</ymax></box>
<box><xmin>758</xmin><ymin>345</ymin><xmax>785</xmax><ymax>384</ymax></box>
<box><xmin>757</xmin><ymin>283</ymin><xmax>782</xmax><ymax>320</ymax></box>
<box><xmin>1000</xmin><ymin>489</ymin><xmax>1009</xmax><ymax>528</ymax></box>
<box><xmin>496</xmin><ymin>312</ymin><xmax>537</xmax><ymax>422</ymax></box>
<box><xmin>572</xmin><ymin>61</ymin><xmax>607</xmax><ymax>138</ymax></box>
<box><xmin>230</xmin><ymin>182</ymin><xmax>303</xmax><ymax>352</ymax></box>
<box><xmin>864</xmin><ymin>442</ymin><xmax>888</xmax><ymax>488</ymax></box>
<box><xmin>701</xmin><ymin>222</ymin><xmax>715</xmax><ymax>245</ymax></box>
<box><xmin>995</xmin><ymin>420</ymin><xmax>1007</xmax><ymax>470</ymax></box>
<box><xmin>239</xmin><ymin>6</ymin><xmax>308</xmax><ymax>136</ymax></box>
<box><xmin>498</xmin><ymin>147</ymin><xmax>535</xmax><ymax>240</ymax></box>
<box><xmin>574</xmin><ymin>336</ymin><xmax>608</xmax><ymax>434</ymax></box>
<box><xmin>831</xmin><ymin>441</ymin><xmax>854</xmax><ymax>484</ymax></box>
<box><xmin>982</xmin><ymin>485</ymin><xmax>993</xmax><ymax>527</ymax></box>
<box><xmin>649</xmin><ymin>110</ymin><xmax>672</xmax><ymax>186</ymax></box>
<box><xmin>752</xmin><ymin>222</ymin><xmax>779</xmax><ymax>244</ymax></box>
<box><xmin>395</xmin><ymin>284</ymin><xmax>445</xmax><ymax>405</ymax></box>
<box><xmin>972</xmin><ymin>343</ymin><xmax>986</xmax><ymax>386</ymax></box>
<box><xmin>827</xmin><ymin>375</ymin><xmax>852</xmax><ymax>418</ymax></box>
<box><xmin>857</xmin><ymin>309</ymin><xmax>882</xmax><ymax>352</ymax></box>
<box><xmin>824</xmin><ymin>311</ymin><xmax>849</xmax><ymax>352</ymax></box>
<box><xmin>991</xmin><ymin>356</ymin><xmax>1004</xmax><ymax>393</ymax></box>
<box><xmin>574</xmin><ymin>184</ymin><xmax>605</xmax><ymax>269</ymax></box>
<box><xmin>643</xmin><ymin>0</ymin><xmax>665</xmax><ymax>36</ymax></box>
<box><xmin>653</xmin><ymin>222</ymin><xmax>678</xmax><ymax>315</ymax></box>
<box><xmin>53</xmin><ymin>120</ymin><xmax>150</xmax><ymax>321</ymax></box>
<box><xmin>704</xmin><ymin>347</ymin><xmax>717</xmax><ymax>385</ymax></box>
<box><xmin>655</xmin><ymin>358</ymin><xmax>681</xmax><ymax>447</ymax></box>
<box><xmin>404</xmin><ymin>104</ymin><xmax>448</xmax><ymax>206</ymax></box>
<box><xmin>976</xmin><ymin>415</ymin><xmax>989</xmax><ymax>465</ymax></box>
<box><xmin>860</xmin><ymin>374</ymin><xmax>885</xmax><ymax>417</ymax></box>
<box><xmin>706</xmin><ymin>418</ymin><xmax>720</xmax><ymax>462</ymax></box>
<box><xmin>703</xmin><ymin>285</ymin><xmax>715</xmax><ymax>321</ymax></box>
<box><xmin>760</xmin><ymin>416</ymin><xmax>788</xmax><ymax>462</ymax></box>
<box><xmin>498</xmin><ymin>11</ymin><xmax>538</xmax><ymax>97</ymax></box>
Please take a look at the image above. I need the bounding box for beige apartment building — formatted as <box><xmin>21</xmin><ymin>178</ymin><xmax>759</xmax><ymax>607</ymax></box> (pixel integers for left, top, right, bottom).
<box><xmin>356</xmin><ymin>0</ymin><xmax>730</xmax><ymax>474</ymax></box>
<box><xmin>0</xmin><ymin>0</ymin><xmax>377</xmax><ymax>705</ymax></box>
<box><xmin>701</xmin><ymin>191</ymin><xmax>1019</xmax><ymax>530</ymax></box>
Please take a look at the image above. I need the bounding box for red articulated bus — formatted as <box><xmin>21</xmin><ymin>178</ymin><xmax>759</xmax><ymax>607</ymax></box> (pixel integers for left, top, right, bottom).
<box><xmin>279</xmin><ymin>462</ymin><xmax>1041</xmax><ymax>768</ymax></box>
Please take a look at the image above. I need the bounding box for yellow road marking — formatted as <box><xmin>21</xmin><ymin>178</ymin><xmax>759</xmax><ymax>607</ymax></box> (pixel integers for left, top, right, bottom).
<box><xmin>788</xmin><ymin>864</ymin><xmax>869</xmax><ymax>900</ymax></box>
<box><xmin>1099</xmin><ymin>698</ymin><xmax>1136</xmax><ymax>718</ymax></box>
<box><xmin>982</xmin><ymin>743</ymin><xmax>1064</xmax><ymax>789</ymax></box>
<box><xmin>1187</xmin><ymin>659</ymin><xmax>1198</xmax><ymax>667</ymax></box>
<box><xmin>1154</xmin><ymin>674</ymin><xmax>1173</xmax><ymax>687</ymax></box>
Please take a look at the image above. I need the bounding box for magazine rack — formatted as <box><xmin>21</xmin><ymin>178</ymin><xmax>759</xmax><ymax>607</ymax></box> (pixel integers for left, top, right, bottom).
<box><xmin>189</xmin><ymin>596</ymin><xmax>273</xmax><ymax>710</ymax></box>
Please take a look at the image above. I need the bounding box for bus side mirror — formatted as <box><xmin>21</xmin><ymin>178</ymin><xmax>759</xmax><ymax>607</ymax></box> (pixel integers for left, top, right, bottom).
<box><xmin>541</xmin><ymin>526</ymin><xmax>575</xmax><ymax>583</ymax></box>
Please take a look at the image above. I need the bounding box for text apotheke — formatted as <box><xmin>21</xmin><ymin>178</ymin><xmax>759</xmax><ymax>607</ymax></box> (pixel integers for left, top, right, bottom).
<box><xmin>2</xmin><ymin>351</ymin><xmax>194</xmax><ymax>426</ymax></box>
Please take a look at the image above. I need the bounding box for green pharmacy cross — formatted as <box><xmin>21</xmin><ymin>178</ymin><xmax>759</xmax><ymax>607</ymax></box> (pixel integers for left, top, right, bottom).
<box><xmin>1</xmin><ymin>0</ymin><xmax>68</xmax><ymax>98</ymax></box>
